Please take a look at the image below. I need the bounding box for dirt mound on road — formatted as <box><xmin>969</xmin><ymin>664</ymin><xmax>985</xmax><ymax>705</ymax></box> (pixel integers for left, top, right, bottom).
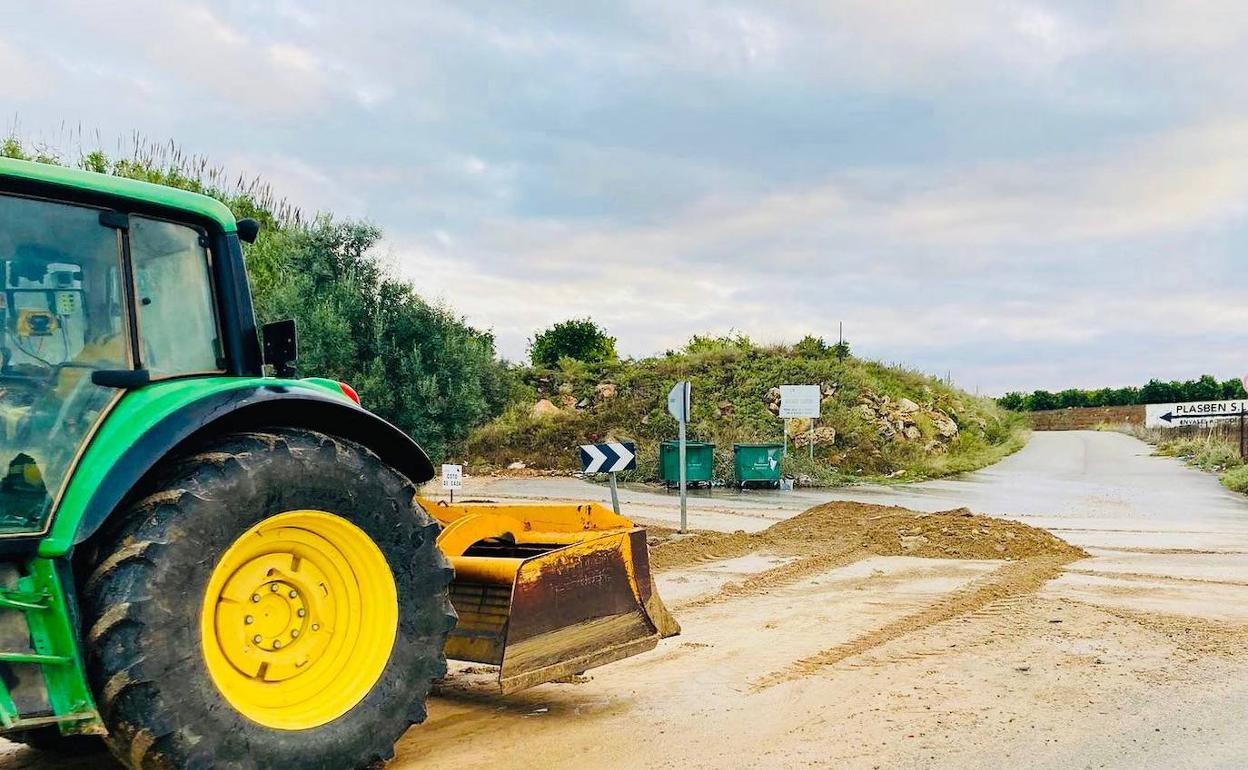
<box><xmin>651</xmin><ymin>501</ymin><xmax>1085</xmax><ymax>571</ymax></box>
<box><xmin>649</xmin><ymin>501</ymin><xmax>1086</xmax><ymax>687</ymax></box>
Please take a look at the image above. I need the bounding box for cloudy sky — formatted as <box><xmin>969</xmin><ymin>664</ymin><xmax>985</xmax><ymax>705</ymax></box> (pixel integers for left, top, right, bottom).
<box><xmin>4</xmin><ymin>1</ymin><xmax>1248</xmax><ymax>394</ymax></box>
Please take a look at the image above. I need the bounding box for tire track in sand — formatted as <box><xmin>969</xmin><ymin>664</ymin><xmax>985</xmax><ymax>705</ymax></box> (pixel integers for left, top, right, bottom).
<box><xmin>673</xmin><ymin>548</ymin><xmax>872</xmax><ymax>611</ymax></box>
<box><xmin>750</xmin><ymin>555</ymin><xmax>1073</xmax><ymax>691</ymax></box>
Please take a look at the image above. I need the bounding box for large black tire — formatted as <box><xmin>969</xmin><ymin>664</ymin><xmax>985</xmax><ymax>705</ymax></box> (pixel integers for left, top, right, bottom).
<box><xmin>77</xmin><ymin>429</ymin><xmax>455</xmax><ymax>770</ymax></box>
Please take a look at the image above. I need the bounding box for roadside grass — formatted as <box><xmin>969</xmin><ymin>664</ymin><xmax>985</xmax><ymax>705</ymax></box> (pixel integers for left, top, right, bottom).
<box><xmin>1099</xmin><ymin>422</ymin><xmax>1248</xmax><ymax>494</ymax></box>
<box><xmin>1224</xmin><ymin>466</ymin><xmax>1248</xmax><ymax>494</ymax></box>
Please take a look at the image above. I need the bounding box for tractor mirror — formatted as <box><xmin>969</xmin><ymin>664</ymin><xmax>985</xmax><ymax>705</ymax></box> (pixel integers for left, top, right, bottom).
<box><xmin>91</xmin><ymin>369</ymin><xmax>151</xmax><ymax>389</ymax></box>
<box><xmin>262</xmin><ymin>319</ymin><xmax>298</xmax><ymax>378</ymax></box>
<box><xmin>236</xmin><ymin>218</ymin><xmax>261</xmax><ymax>244</ymax></box>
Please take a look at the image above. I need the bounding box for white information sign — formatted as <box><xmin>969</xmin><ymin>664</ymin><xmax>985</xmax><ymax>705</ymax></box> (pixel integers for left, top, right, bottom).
<box><xmin>440</xmin><ymin>463</ymin><xmax>464</xmax><ymax>490</ymax></box>
<box><xmin>1145</xmin><ymin>400</ymin><xmax>1248</xmax><ymax>429</ymax></box>
<box><xmin>778</xmin><ymin>385</ymin><xmax>822</xmax><ymax>419</ymax></box>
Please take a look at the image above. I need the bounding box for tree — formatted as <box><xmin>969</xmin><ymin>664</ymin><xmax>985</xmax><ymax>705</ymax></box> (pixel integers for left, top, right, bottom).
<box><xmin>528</xmin><ymin>318</ymin><xmax>618</xmax><ymax>368</ymax></box>
<box><xmin>1087</xmin><ymin>387</ymin><xmax>1115</xmax><ymax>407</ymax></box>
<box><xmin>793</xmin><ymin>335</ymin><xmax>829</xmax><ymax>357</ymax></box>
<box><xmin>1223</xmin><ymin>378</ymin><xmax>1247</xmax><ymax>399</ymax></box>
<box><xmin>1057</xmin><ymin>389</ymin><xmax>1088</xmax><ymax>408</ymax></box>
<box><xmin>997</xmin><ymin>392</ymin><xmax>1026</xmax><ymax>411</ymax></box>
<box><xmin>1185</xmin><ymin>374</ymin><xmax>1222</xmax><ymax>401</ymax></box>
<box><xmin>1027</xmin><ymin>390</ymin><xmax>1058</xmax><ymax>411</ymax></box>
<box><xmin>1140</xmin><ymin>379</ymin><xmax>1175</xmax><ymax>405</ymax></box>
<box><xmin>250</xmin><ymin>217</ymin><xmax>514</xmax><ymax>460</ymax></box>
<box><xmin>1112</xmin><ymin>386</ymin><xmax>1141</xmax><ymax>406</ymax></box>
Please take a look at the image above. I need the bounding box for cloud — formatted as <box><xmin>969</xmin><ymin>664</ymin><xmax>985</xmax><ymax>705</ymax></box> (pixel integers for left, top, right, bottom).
<box><xmin>0</xmin><ymin>39</ymin><xmax>58</xmax><ymax>100</ymax></box>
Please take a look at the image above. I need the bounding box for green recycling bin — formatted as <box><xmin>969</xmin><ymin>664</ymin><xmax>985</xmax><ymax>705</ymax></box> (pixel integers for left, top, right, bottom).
<box><xmin>659</xmin><ymin>440</ymin><xmax>715</xmax><ymax>487</ymax></box>
<box><xmin>734</xmin><ymin>443</ymin><xmax>784</xmax><ymax>489</ymax></box>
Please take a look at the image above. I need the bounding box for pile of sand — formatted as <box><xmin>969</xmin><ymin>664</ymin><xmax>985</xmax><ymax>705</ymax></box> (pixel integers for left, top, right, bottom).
<box><xmin>651</xmin><ymin>501</ymin><xmax>1085</xmax><ymax>571</ymax></box>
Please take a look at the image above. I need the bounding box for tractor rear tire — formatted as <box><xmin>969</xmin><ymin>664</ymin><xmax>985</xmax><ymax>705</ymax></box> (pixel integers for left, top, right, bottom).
<box><xmin>77</xmin><ymin>429</ymin><xmax>455</xmax><ymax>770</ymax></box>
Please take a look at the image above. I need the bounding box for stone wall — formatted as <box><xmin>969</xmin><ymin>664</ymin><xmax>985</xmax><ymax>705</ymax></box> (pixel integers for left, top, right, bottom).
<box><xmin>1028</xmin><ymin>405</ymin><xmax>1145</xmax><ymax>431</ymax></box>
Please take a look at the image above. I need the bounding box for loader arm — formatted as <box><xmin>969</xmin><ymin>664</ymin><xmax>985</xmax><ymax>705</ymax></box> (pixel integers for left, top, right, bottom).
<box><xmin>421</xmin><ymin>498</ymin><xmax>679</xmax><ymax>692</ymax></box>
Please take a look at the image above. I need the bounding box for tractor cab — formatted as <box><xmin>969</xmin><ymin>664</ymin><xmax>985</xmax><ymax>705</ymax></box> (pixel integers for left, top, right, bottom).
<box><xmin>0</xmin><ymin>192</ymin><xmax>221</xmax><ymax>535</ymax></box>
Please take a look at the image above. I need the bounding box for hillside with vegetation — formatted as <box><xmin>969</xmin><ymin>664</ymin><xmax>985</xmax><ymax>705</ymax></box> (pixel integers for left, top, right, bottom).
<box><xmin>466</xmin><ymin>333</ymin><xmax>1027</xmax><ymax>485</ymax></box>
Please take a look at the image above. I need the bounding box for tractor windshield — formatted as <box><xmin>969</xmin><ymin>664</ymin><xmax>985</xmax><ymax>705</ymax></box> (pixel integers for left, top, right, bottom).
<box><xmin>0</xmin><ymin>193</ymin><xmax>128</xmax><ymax>534</ymax></box>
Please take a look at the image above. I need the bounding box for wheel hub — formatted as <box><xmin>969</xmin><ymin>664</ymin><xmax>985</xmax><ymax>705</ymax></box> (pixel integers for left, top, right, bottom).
<box><xmin>200</xmin><ymin>510</ymin><xmax>398</xmax><ymax>730</ymax></box>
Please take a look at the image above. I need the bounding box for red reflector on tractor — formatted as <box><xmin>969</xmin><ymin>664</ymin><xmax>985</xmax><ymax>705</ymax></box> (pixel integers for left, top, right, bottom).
<box><xmin>338</xmin><ymin>382</ymin><xmax>361</xmax><ymax>405</ymax></box>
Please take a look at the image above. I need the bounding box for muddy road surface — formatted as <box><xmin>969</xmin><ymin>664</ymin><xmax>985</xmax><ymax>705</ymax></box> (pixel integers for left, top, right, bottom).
<box><xmin>8</xmin><ymin>430</ymin><xmax>1248</xmax><ymax>769</ymax></box>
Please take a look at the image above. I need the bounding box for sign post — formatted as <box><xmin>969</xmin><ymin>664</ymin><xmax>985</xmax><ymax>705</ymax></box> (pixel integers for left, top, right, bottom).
<box><xmin>779</xmin><ymin>385</ymin><xmax>822</xmax><ymax>463</ymax></box>
<box><xmin>578</xmin><ymin>441</ymin><xmax>637</xmax><ymax>515</ymax></box>
<box><xmin>440</xmin><ymin>463</ymin><xmax>463</xmax><ymax>504</ymax></box>
<box><xmin>667</xmin><ymin>381</ymin><xmax>692</xmax><ymax>533</ymax></box>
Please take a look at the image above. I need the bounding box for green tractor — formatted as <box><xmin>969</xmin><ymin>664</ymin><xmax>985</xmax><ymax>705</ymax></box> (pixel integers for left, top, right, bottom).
<box><xmin>0</xmin><ymin>158</ymin><xmax>676</xmax><ymax>768</ymax></box>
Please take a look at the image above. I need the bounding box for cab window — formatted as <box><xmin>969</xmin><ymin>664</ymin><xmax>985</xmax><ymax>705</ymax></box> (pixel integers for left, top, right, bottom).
<box><xmin>129</xmin><ymin>216</ymin><xmax>221</xmax><ymax>377</ymax></box>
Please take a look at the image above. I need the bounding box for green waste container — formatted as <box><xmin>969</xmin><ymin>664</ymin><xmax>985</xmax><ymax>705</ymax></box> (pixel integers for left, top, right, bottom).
<box><xmin>734</xmin><ymin>443</ymin><xmax>784</xmax><ymax>489</ymax></box>
<box><xmin>659</xmin><ymin>440</ymin><xmax>715</xmax><ymax>487</ymax></box>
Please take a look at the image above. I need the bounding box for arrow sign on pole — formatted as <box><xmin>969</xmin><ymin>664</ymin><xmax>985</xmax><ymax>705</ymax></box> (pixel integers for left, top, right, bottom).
<box><xmin>1158</xmin><ymin>404</ymin><xmax>1248</xmax><ymax>424</ymax></box>
<box><xmin>1147</xmin><ymin>400</ymin><xmax>1248</xmax><ymax>428</ymax></box>
<box><xmin>579</xmin><ymin>441</ymin><xmax>637</xmax><ymax>474</ymax></box>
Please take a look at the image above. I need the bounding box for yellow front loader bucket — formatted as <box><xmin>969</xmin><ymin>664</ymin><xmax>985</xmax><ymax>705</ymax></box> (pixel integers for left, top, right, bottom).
<box><xmin>420</xmin><ymin>498</ymin><xmax>679</xmax><ymax>693</ymax></box>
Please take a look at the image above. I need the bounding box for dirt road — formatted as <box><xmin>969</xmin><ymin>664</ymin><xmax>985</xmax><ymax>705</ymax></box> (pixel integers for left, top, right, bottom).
<box><xmin>9</xmin><ymin>430</ymin><xmax>1248</xmax><ymax>769</ymax></box>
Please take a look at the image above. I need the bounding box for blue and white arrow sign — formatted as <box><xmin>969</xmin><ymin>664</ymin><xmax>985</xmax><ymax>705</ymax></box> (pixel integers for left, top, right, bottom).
<box><xmin>579</xmin><ymin>441</ymin><xmax>637</xmax><ymax>473</ymax></box>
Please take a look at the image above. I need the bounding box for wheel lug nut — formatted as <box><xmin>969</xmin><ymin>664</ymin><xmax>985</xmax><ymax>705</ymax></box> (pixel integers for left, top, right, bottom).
<box><xmin>289</xmin><ymin>590</ymin><xmax>298</xmax><ymax>599</ymax></box>
<box><xmin>297</xmin><ymin>609</ymin><xmax>306</xmax><ymax>618</ymax></box>
<box><xmin>252</xmin><ymin>635</ymin><xmax>262</xmax><ymax>644</ymax></box>
<box><xmin>251</xmin><ymin>594</ymin><xmax>260</xmax><ymax>603</ymax></box>
<box><xmin>312</xmin><ymin>624</ymin><xmax>320</xmax><ymax>632</ymax></box>
<box><xmin>290</xmin><ymin>630</ymin><xmax>299</xmax><ymax>639</ymax></box>
<box><xmin>270</xmin><ymin>584</ymin><xmax>279</xmax><ymax>592</ymax></box>
<box><xmin>273</xmin><ymin>640</ymin><xmax>282</xmax><ymax>649</ymax></box>
<box><xmin>244</xmin><ymin>616</ymin><xmax>254</xmax><ymax>625</ymax></box>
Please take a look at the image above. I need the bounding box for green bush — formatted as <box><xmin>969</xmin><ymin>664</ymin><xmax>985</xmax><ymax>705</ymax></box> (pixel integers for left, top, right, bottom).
<box><xmin>1223</xmin><ymin>466</ymin><xmax>1248</xmax><ymax>494</ymax></box>
<box><xmin>1192</xmin><ymin>443</ymin><xmax>1241</xmax><ymax>471</ymax></box>
<box><xmin>528</xmin><ymin>318</ymin><xmax>617</xmax><ymax>368</ymax></box>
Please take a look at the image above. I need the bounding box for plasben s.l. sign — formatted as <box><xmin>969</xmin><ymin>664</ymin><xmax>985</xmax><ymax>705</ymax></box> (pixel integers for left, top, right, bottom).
<box><xmin>1145</xmin><ymin>399</ymin><xmax>1248</xmax><ymax>428</ymax></box>
<box><xmin>778</xmin><ymin>385</ymin><xmax>821</xmax><ymax>419</ymax></box>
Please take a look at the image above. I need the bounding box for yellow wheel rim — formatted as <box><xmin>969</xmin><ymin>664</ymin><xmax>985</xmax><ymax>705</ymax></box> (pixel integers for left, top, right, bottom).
<box><xmin>200</xmin><ymin>510</ymin><xmax>398</xmax><ymax>730</ymax></box>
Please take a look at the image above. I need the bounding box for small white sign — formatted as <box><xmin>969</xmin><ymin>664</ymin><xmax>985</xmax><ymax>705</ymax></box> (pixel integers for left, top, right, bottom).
<box><xmin>779</xmin><ymin>385</ymin><xmax>821</xmax><ymax>418</ymax></box>
<box><xmin>440</xmin><ymin>463</ymin><xmax>463</xmax><ymax>490</ymax></box>
<box><xmin>1145</xmin><ymin>400</ymin><xmax>1248</xmax><ymax>428</ymax></box>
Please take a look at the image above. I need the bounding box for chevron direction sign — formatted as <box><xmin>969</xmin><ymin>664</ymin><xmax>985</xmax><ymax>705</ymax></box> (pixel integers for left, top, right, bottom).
<box><xmin>579</xmin><ymin>441</ymin><xmax>637</xmax><ymax>474</ymax></box>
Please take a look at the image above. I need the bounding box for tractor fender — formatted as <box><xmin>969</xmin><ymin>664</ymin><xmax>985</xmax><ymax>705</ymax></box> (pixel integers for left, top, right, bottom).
<box><xmin>70</xmin><ymin>385</ymin><xmax>434</xmax><ymax>547</ymax></box>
